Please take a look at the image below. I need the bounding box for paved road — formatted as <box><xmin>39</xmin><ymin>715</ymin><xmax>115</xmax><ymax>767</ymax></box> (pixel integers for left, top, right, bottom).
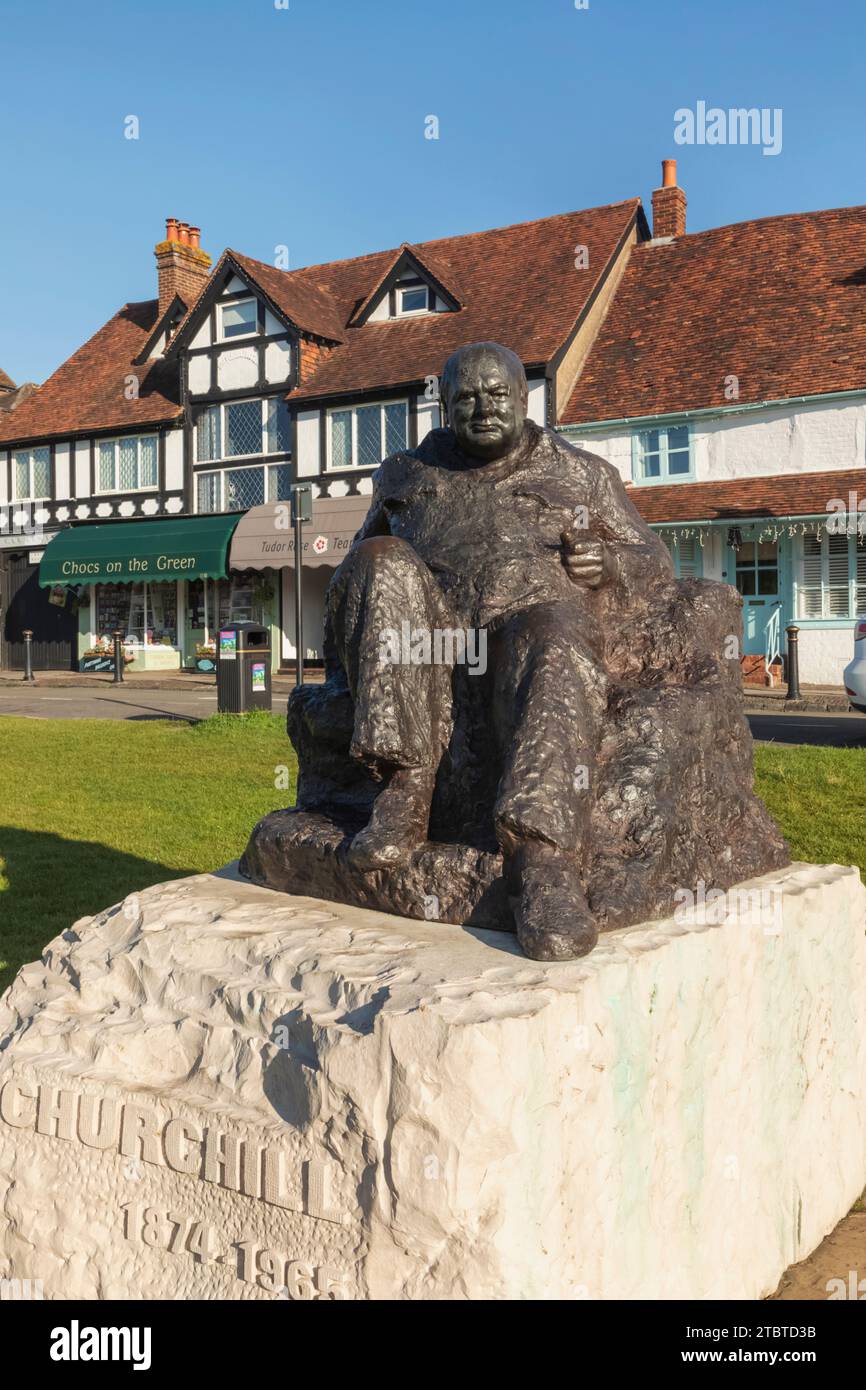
<box><xmin>1</xmin><ymin>688</ymin><xmax>865</xmax><ymax>744</ymax></box>
<box><xmin>747</xmin><ymin>709</ymin><xmax>866</xmax><ymax>747</ymax></box>
<box><xmin>0</xmin><ymin>686</ymin><xmax>221</xmax><ymax>722</ymax></box>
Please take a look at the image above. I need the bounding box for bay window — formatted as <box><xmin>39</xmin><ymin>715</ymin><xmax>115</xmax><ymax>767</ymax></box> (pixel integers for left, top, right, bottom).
<box><xmin>13</xmin><ymin>445</ymin><xmax>51</xmax><ymax>500</ymax></box>
<box><xmin>328</xmin><ymin>400</ymin><xmax>408</xmax><ymax>470</ymax></box>
<box><xmin>97</xmin><ymin>435</ymin><xmax>158</xmax><ymax>492</ymax></box>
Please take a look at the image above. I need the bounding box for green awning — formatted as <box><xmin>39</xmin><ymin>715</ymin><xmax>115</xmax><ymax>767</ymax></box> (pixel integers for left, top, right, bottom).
<box><xmin>39</xmin><ymin>514</ymin><xmax>241</xmax><ymax>587</ymax></box>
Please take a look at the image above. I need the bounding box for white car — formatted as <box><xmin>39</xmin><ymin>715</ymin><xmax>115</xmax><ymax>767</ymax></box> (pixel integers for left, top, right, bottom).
<box><xmin>843</xmin><ymin>619</ymin><xmax>866</xmax><ymax>712</ymax></box>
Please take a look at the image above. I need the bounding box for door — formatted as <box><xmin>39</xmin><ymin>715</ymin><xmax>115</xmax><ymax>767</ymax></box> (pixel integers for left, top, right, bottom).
<box><xmin>1</xmin><ymin>553</ymin><xmax>77</xmax><ymax>670</ymax></box>
<box><xmin>733</xmin><ymin>540</ymin><xmax>782</xmax><ymax>656</ymax></box>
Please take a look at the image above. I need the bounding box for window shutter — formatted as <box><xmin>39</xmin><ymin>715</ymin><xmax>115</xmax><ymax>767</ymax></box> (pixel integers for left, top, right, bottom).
<box><xmin>799</xmin><ymin>534</ymin><xmax>823</xmax><ymax>618</ymax></box>
<box><xmin>827</xmin><ymin>532</ymin><xmax>850</xmax><ymax>617</ymax></box>
<box><xmin>677</xmin><ymin>537</ymin><xmax>699</xmax><ymax>577</ymax></box>
<box><xmin>856</xmin><ymin>540</ymin><xmax>866</xmax><ymax>615</ymax></box>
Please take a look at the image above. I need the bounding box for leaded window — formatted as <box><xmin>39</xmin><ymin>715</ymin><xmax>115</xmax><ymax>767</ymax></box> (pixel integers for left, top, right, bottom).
<box><xmin>328</xmin><ymin>400</ymin><xmax>408</xmax><ymax>469</ymax></box>
<box><xmin>196</xmin><ymin>464</ymin><xmax>291</xmax><ymax>514</ymax></box>
<box><xmin>13</xmin><ymin>445</ymin><xmax>50</xmax><ymax>500</ymax></box>
<box><xmin>95</xmin><ymin>435</ymin><xmax>157</xmax><ymax>492</ymax></box>
<box><xmin>195</xmin><ymin>399</ymin><xmax>290</xmax><ymax>464</ymax></box>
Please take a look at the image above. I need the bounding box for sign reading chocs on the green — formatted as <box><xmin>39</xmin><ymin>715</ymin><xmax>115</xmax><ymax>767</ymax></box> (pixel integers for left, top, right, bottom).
<box><xmin>38</xmin><ymin>515</ymin><xmax>241</xmax><ymax>587</ymax></box>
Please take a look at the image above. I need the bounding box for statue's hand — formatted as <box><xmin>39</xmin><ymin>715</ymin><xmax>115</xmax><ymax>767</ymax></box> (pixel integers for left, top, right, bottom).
<box><xmin>560</xmin><ymin>531</ymin><xmax>608</xmax><ymax>588</ymax></box>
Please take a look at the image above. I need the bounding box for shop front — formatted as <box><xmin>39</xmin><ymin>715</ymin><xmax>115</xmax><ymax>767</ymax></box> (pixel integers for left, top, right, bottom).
<box><xmin>229</xmin><ymin>495</ymin><xmax>369</xmax><ymax>667</ymax></box>
<box><xmin>37</xmin><ymin>514</ymin><xmax>282</xmax><ymax>672</ymax></box>
<box><xmin>183</xmin><ymin>572</ymin><xmax>279</xmax><ymax>672</ymax></box>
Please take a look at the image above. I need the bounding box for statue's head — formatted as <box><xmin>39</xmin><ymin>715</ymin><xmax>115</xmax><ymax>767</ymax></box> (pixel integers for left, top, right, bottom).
<box><xmin>440</xmin><ymin>342</ymin><xmax>529</xmax><ymax>462</ymax></box>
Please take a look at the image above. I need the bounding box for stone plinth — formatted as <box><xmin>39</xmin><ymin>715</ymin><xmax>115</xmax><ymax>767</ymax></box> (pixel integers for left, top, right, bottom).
<box><xmin>0</xmin><ymin>861</ymin><xmax>864</xmax><ymax>1300</ymax></box>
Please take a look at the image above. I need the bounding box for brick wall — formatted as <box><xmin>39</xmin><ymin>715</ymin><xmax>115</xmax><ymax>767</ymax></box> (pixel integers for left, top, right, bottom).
<box><xmin>651</xmin><ymin>185</ymin><xmax>687</xmax><ymax>239</ymax></box>
<box><xmin>155</xmin><ymin>242</ymin><xmax>212</xmax><ymax>318</ymax></box>
<box><xmin>298</xmin><ymin>338</ymin><xmax>335</xmax><ymax>383</ymax></box>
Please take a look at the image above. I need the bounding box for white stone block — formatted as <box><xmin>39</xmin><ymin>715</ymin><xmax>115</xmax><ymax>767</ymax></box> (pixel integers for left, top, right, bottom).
<box><xmin>0</xmin><ymin>862</ymin><xmax>864</xmax><ymax>1300</ymax></box>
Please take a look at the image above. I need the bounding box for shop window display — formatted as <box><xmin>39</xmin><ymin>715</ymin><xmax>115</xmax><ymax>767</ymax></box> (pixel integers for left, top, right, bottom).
<box><xmin>95</xmin><ymin>583</ymin><xmax>178</xmax><ymax>648</ymax></box>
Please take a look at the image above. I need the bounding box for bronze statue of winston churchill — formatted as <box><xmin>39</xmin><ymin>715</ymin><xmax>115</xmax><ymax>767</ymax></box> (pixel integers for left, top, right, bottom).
<box><xmin>242</xmin><ymin>342</ymin><xmax>788</xmax><ymax>959</ymax></box>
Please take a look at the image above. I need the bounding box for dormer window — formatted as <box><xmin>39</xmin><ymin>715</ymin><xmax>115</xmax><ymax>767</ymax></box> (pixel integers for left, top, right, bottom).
<box><xmin>350</xmin><ymin>245</ymin><xmax>461</xmax><ymax>326</ymax></box>
<box><xmin>397</xmin><ymin>285</ymin><xmax>430</xmax><ymax>316</ymax></box>
<box><xmin>219</xmin><ymin>298</ymin><xmax>257</xmax><ymax>340</ymax></box>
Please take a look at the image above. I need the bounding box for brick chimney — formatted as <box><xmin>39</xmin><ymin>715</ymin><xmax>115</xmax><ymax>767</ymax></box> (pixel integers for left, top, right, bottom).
<box><xmin>651</xmin><ymin>159</ymin><xmax>687</xmax><ymax>239</ymax></box>
<box><xmin>155</xmin><ymin>217</ymin><xmax>212</xmax><ymax>317</ymax></box>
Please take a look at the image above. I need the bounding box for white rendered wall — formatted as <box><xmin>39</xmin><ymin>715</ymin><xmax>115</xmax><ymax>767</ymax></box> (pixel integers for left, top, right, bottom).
<box><xmin>188</xmin><ymin>356</ymin><xmax>210</xmax><ymax>394</ymax></box>
<box><xmin>527</xmin><ymin>379</ymin><xmax>547</xmax><ymax>427</ymax></box>
<box><xmin>164</xmin><ymin>430</ymin><xmax>183</xmax><ymax>491</ymax></box>
<box><xmin>566</xmin><ymin>396</ymin><xmax>866</xmax><ymax>488</ymax></box>
<box><xmin>296</xmin><ymin>411</ymin><xmax>320</xmax><ymax>477</ymax></box>
<box><xmin>281</xmin><ymin>565</ymin><xmax>331</xmax><ymax>661</ymax></box>
<box><xmin>325</xmin><ymin>474</ymin><xmax>374</xmax><ymax>499</ymax></box>
<box><xmin>264</xmin><ymin>340</ymin><xmax>291</xmax><ymax>383</ymax></box>
<box><xmin>189</xmin><ymin>319</ymin><xmax>211</xmax><ymax>350</ymax></box>
<box><xmin>416</xmin><ymin>399</ymin><xmax>440</xmax><ymax>444</ymax></box>
<box><xmin>798</xmin><ymin>627</ymin><xmax>856</xmax><ymax>685</ymax></box>
<box><xmin>217</xmin><ymin>348</ymin><xmax>259</xmax><ymax>391</ymax></box>
<box><xmin>74</xmin><ymin>441</ymin><xmax>90</xmax><ymax>497</ymax></box>
<box><xmin>54</xmin><ymin>442</ymin><xmax>71</xmax><ymax>499</ymax></box>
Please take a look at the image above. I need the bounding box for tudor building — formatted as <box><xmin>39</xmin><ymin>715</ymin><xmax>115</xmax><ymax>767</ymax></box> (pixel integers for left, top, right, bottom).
<box><xmin>0</xmin><ymin>199</ymin><xmax>644</xmax><ymax>671</ymax></box>
<box><xmin>5</xmin><ymin>167</ymin><xmax>866</xmax><ymax>688</ymax></box>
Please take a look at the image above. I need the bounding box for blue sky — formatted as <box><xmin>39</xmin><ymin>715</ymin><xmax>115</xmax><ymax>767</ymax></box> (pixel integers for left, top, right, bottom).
<box><xmin>2</xmin><ymin>0</ymin><xmax>864</xmax><ymax>383</ymax></box>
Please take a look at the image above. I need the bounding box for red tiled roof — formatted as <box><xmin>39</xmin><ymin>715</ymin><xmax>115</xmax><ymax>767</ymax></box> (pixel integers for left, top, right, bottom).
<box><xmin>0</xmin><ymin>367</ymin><xmax>16</xmax><ymax>391</ymax></box>
<box><xmin>629</xmin><ymin>467</ymin><xmax>866</xmax><ymax>524</ymax></box>
<box><xmin>0</xmin><ymin>203</ymin><xmax>638</xmax><ymax>446</ymax></box>
<box><xmin>273</xmin><ymin>201</ymin><xmax>640</xmax><ymax>400</ymax></box>
<box><xmin>0</xmin><ymin>301</ymin><xmax>181</xmax><ymax>446</ymax></box>
<box><xmin>228</xmin><ymin>251</ymin><xmax>347</xmax><ymax>342</ymax></box>
<box><xmin>563</xmin><ymin>206</ymin><xmax>866</xmax><ymax>425</ymax></box>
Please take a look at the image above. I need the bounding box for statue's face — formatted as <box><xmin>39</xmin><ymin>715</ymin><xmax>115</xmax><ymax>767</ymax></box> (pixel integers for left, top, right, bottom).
<box><xmin>445</xmin><ymin>352</ymin><xmax>528</xmax><ymax>461</ymax></box>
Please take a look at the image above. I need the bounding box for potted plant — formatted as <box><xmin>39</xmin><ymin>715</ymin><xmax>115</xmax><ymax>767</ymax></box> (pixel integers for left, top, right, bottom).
<box><xmin>79</xmin><ymin>638</ymin><xmax>135</xmax><ymax>673</ymax></box>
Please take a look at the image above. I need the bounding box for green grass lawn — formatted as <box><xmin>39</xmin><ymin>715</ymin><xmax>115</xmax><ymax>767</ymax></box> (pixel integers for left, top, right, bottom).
<box><xmin>0</xmin><ymin>712</ymin><xmax>294</xmax><ymax>992</ymax></box>
<box><xmin>1</xmin><ymin>714</ymin><xmax>865</xmax><ymax>993</ymax></box>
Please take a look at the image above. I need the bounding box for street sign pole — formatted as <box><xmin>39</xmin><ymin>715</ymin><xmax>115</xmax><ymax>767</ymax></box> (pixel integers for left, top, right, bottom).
<box><xmin>291</xmin><ymin>484</ymin><xmax>313</xmax><ymax>687</ymax></box>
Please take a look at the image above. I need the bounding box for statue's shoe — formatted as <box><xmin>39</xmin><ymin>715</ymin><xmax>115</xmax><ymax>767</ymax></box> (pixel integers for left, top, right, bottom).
<box><xmin>511</xmin><ymin>845</ymin><xmax>598</xmax><ymax>961</ymax></box>
<box><xmin>346</xmin><ymin>765</ymin><xmax>435</xmax><ymax>873</ymax></box>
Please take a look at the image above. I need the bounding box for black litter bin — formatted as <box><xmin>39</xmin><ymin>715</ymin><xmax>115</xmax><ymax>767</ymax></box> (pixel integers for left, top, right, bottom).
<box><xmin>216</xmin><ymin>622</ymin><xmax>272</xmax><ymax>713</ymax></box>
